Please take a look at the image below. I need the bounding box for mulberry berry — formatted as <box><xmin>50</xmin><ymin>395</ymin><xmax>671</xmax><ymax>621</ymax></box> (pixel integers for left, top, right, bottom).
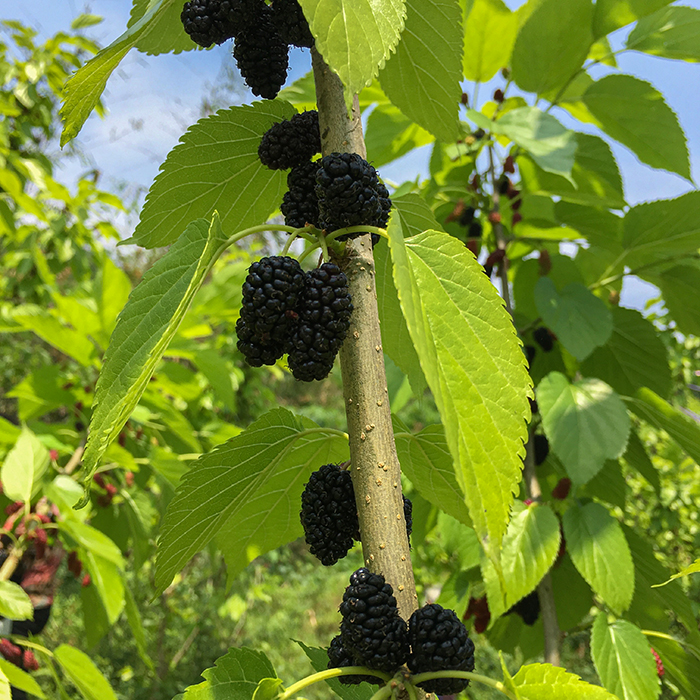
<box><xmin>288</xmin><ymin>263</ymin><xmax>353</xmax><ymax>381</ymax></box>
<box><xmin>181</xmin><ymin>0</ymin><xmax>246</xmax><ymax>47</ymax></box>
<box><xmin>259</xmin><ymin>111</ymin><xmax>321</xmax><ymax>170</ymax></box>
<box><xmin>300</xmin><ymin>463</ymin><xmax>358</xmax><ymax>566</ymax></box>
<box><xmin>408</xmin><ymin>603</ymin><xmax>475</xmax><ymax>695</ymax></box>
<box><xmin>469</xmin><ymin>220</ymin><xmax>483</xmax><ymax>238</ymax></box>
<box><xmin>327</xmin><ymin>635</ymin><xmax>378</xmax><ymax>685</ymax></box>
<box><xmin>403</xmin><ymin>496</ymin><xmax>413</xmax><ymax>546</ymax></box>
<box><xmin>525</xmin><ymin>345</ymin><xmax>536</xmax><ymax>366</ymax></box>
<box><xmin>236</xmin><ymin>256</ymin><xmax>305</xmax><ymax>367</ymax></box>
<box><xmin>507</xmin><ymin>591</ymin><xmax>540</xmax><ymax>626</ymax></box>
<box><xmin>316</xmin><ymin>153</ymin><xmax>390</xmax><ymax>236</ymax></box>
<box><xmin>534</xmin><ymin>434</ymin><xmax>549</xmax><ymax>466</ymax></box>
<box><xmin>533</xmin><ymin>327</ymin><xmax>554</xmax><ymax>352</ymax></box>
<box><xmin>339</xmin><ymin>568</ymin><xmax>409</xmax><ymax>674</ymax></box>
<box><xmin>459</xmin><ymin>206</ymin><xmax>476</xmax><ymax>227</ymax></box>
<box><xmin>272</xmin><ymin>0</ymin><xmax>314</xmax><ymax>47</ymax></box>
<box><xmin>233</xmin><ymin>3</ymin><xmax>289</xmax><ymax>99</ymax></box>
<box><xmin>281</xmin><ymin>161</ymin><xmax>320</xmax><ymax>229</ymax></box>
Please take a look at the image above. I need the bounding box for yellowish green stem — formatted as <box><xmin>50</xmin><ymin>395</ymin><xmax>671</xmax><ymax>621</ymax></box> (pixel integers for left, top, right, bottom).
<box><xmin>410</xmin><ymin>671</ymin><xmax>518</xmax><ymax>700</ymax></box>
<box><xmin>278</xmin><ymin>667</ymin><xmax>392</xmax><ymax>700</ymax></box>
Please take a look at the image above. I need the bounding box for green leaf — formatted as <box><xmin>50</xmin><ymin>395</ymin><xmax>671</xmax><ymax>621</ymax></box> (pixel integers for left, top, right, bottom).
<box><xmin>71</xmin><ymin>14</ymin><xmax>104</xmax><ymax>29</ymax></box>
<box><xmin>253</xmin><ymin>679</ymin><xmax>283</xmax><ymax>700</ymax></box>
<box><xmin>512</xmin><ymin>663</ymin><xmax>616</xmax><ymax>700</ymax></box>
<box><xmin>54</xmin><ymin>646</ymin><xmax>117</xmax><ymax>700</ymax></box>
<box><xmin>622</xmin><ymin>192</ymin><xmax>700</xmax><ymax>268</ymax></box>
<box><xmin>580</xmin><ymin>307</ymin><xmax>672</xmax><ymax>399</ymax></box>
<box><xmin>0</xmin><ymin>660</ymin><xmax>45</xmax><ymax>699</ymax></box>
<box><xmin>593</xmin><ymin>0</ymin><xmax>675</xmax><ymax>39</ymax></box>
<box><xmin>182</xmin><ymin>647</ymin><xmax>277</xmax><ymax>699</ymax></box>
<box><xmin>14</xmin><ymin>311</ymin><xmax>95</xmax><ymax>366</ymax></box>
<box><xmin>299</xmin><ymin>0</ymin><xmax>406</xmax><ymax>102</ymax></box>
<box><xmin>83</xmin><ymin>552</ymin><xmax>125</xmax><ymax>625</ymax></box>
<box><xmin>155</xmin><ymin>408</ymin><xmax>347</xmax><ymax>594</ymax></box>
<box><xmin>591</xmin><ymin>616</ymin><xmax>660</xmax><ymax>700</ymax></box>
<box><xmin>365</xmin><ymin>104</ymin><xmax>434</xmax><ymax>168</ymax></box>
<box><xmin>538</xmin><ymin>373</ymin><xmax>630</xmax><ymax>484</ymax></box>
<box><xmin>563</xmin><ymin>502</ymin><xmax>634</xmax><ymax>614</ymax></box>
<box><xmin>651</xmin><ymin>636</ymin><xmax>700</xmax><ymax>700</ymax></box>
<box><xmin>375</xmin><ymin>195</ymin><xmax>433</xmax><ymax>395</ymax></box>
<box><xmin>491</xmin><ymin>108</ymin><xmax>577</xmax><ymax>179</ymax></box>
<box><xmin>0</xmin><ymin>417</ymin><xmax>20</xmax><ymax>445</ymax></box>
<box><xmin>555</xmin><ymin>203</ymin><xmax>624</xmax><ymax>255</ymax></box>
<box><xmin>387</xmin><ymin>221</ymin><xmax>532</xmax><ymax>563</ymax></box>
<box><xmin>627</xmin><ymin>6</ymin><xmax>700</xmax><ymax>61</ymax></box>
<box><xmin>133</xmin><ymin>101</ymin><xmax>294</xmax><ymax>248</ymax></box>
<box><xmin>128</xmin><ymin>0</ymin><xmax>198</xmax><ymax>55</ymax></box>
<box><xmin>534</xmin><ymin>278</ymin><xmax>612</xmax><ymax>361</ymax></box>
<box><xmin>622</xmin><ymin>429</ymin><xmax>660</xmax><ymax>495</ymax></box>
<box><xmin>379</xmin><ymin>0</ymin><xmax>462</xmax><ymax>142</ymax></box>
<box><xmin>582</xmin><ymin>75</ymin><xmax>691</xmax><ymax>180</ymax></box>
<box><xmin>81</xmin><ymin>216</ymin><xmax>227</xmax><ymax>504</ymax></box>
<box><xmin>462</xmin><ymin>0</ymin><xmax>518</xmax><ymax>83</ymax></box>
<box><xmin>0</xmin><ymin>427</ymin><xmax>50</xmax><ymax>502</ymax></box>
<box><xmin>501</xmin><ymin>502</ymin><xmax>561</xmax><ymax>607</ymax></box>
<box><xmin>511</xmin><ymin>0</ymin><xmax>593</xmax><ymax>95</ymax></box>
<box><xmin>393</xmin><ymin>417</ymin><xmax>472</xmax><ymax>526</ymax></box>
<box><xmin>98</xmin><ymin>256</ymin><xmax>131</xmax><ymax>339</ymax></box>
<box><xmin>59</xmin><ymin>521</ymin><xmax>124</xmax><ymax>567</ymax></box>
<box><xmin>654</xmin><ymin>558</ymin><xmax>700</xmax><ymax>587</ymax></box>
<box><xmin>60</xmin><ymin>0</ymin><xmax>177</xmax><ymax>145</ymax></box>
<box><xmin>580</xmin><ymin>460</ymin><xmax>627</xmax><ymax>510</ymax></box>
<box><xmin>0</xmin><ymin>580</ymin><xmax>33</xmax><ymax>620</ymax></box>
<box><xmin>624</xmin><ymin>387</ymin><xmax>700</xmax><ymax>466</ymax></box>
<box><xmin>658</xmin><ymin>265</ymin><xmax>700</xmax><ymax>336</ymax></box>
<box><xmin>518</xmin><ymin>134</ymin><xmax>625</xmax><ymax>209</ymax></box>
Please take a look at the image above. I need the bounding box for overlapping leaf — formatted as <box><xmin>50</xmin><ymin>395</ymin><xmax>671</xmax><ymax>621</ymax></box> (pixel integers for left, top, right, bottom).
<box><xmin>54</xmin><ymin>645</ymin><xmax>118</xmax><ymax>700</ymax></box>
<box><xmin>128</xmin><ymin>0</ymin><xmax>198</xmax><ymax>55</ymax></box>
<box><xmin>658</xmin><ymin>266</ymin><xmax>700</xmax><ymax>336</ymax></box>
<box><xmin>0</xmin><ymin>660</ymin><xmax>45</xmax><ymax>699</ymax></box>
<box><xmin>0</xmin><ymin>427</ymin><xmax>49</xmax><ymax>502</ymax></box>
<box><xmin>593</xmin><ymin>0</ymin><xmax>675</xmax><ymax>39</ymax></box>
<box><xmin>0</xmin><ymin>581</ymin><xmax>33</xmax><ymax>621</ymax></box>
<box><xmin>365</xmin><ymin>105</ymin><xmax>434</xmax><ymax>168</ymax></box>
<box><xmin>511</xmin><ymin>663</ymin><xmax>616</xmax><ymax>700</ymax></box>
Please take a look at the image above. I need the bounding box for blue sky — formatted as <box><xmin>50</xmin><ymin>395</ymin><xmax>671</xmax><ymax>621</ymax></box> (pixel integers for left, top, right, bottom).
<box><xmin>5</xmin><ymin>1</ymin><xmax>700</xmax><ymax>308</ymax></box>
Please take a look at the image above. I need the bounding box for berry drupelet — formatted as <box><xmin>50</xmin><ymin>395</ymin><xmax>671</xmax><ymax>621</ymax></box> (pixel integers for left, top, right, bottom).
<box><xmin>258</xmin><ymin>111</ymin><xmax>321</xmax><ymax>170</ymax></box>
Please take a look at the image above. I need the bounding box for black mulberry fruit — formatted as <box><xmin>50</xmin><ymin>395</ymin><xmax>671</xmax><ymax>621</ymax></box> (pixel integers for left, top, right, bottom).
<box><xmin>259</xmin><ymin>111</ymin><xmax>321</xmax><ymax>170</ymax></box>
<box><xmin>327</xmin><ymin>635</ymin><xmax>378</xmax><ymax>685</ymax></box>
<box><xmin>339</xmin><ymin>568</ymin><xmax>409</xmax><ymax>674</ymax></box>
<box><xmin>288</xmin><ymin>262</ymin><xmax>353</xmax><ymax>381</ymax></box>
<box><xmin>181</xmin><ymin>0</ymin><xmax>247</xmax><ymax>47</ymax></box>
<box><xmin>469</xmin><ymin>220</ymin><xmax>483</xmax><ymax>238</ymax></box>
<box><xmin>533</xmin><ymin>326</ymin><xmax>554</xmax><ymax>352</ymax></box>
<box><xmin>236</xmin><ymin>256</ymin><xmax>305</xmax><ymax>367</ymax></box>
<box><xmin>534</xmin><ymin>434</ymin><xmax>549</xmax><ymax>466</ymax></box>
<box><xmin>272</xmin><ymin>0</ymin><xmax>314</xmax><ymax>47</ymax></box>
<box><xmin>281</xmin><ymin>161</ymin><xmax>320</xmax><ymax>229</ymax></box>
<box><xmin>316</xmin><ymin>153</ymin><xmax>391</xmax><ymax>236</ymax></box>
<box><xmin>525</xmin><ymin>344</ymin><xmax>536</xmax><ymax>366</ymax></box>
<box><xmin>459</xmin><ymin>206</ymin><xmax>476</xmax><ymax>227</ymax></box>
<box><xmin>300</xmin><ymin>463</ymin><xmax>358</xmax><ymax>566</ymax></box>
<box><xmin>408</xmin><ymin>603</ymin><xmax>475</xmax><ymax>695</ymax></box>
<box><xmin>507</xmin><ymin>591</ymin><xmax>540</xmax><ymax>626</ymax></box>
<box><xmin>403</xmin><ymin>496</ymin><xmax>413</xmax><ymax>547</ymax></box>
<box><xmin>233</xmin><ymin>3</ymin><xmax>289</xmax><ymax>99</ymax></box>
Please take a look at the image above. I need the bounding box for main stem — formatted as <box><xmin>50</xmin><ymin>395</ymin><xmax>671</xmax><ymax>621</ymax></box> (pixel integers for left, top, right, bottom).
<box><xmin>311</xmin><ymin>48</ymin><xmax>418</xmax><ymax>619</ymax></box>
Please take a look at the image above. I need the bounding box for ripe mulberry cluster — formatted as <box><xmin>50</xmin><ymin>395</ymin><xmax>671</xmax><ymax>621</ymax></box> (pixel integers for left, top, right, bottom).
<box><xmin>235</xmin><ymin>256</ymin><xmax>305</xmax><ymax>367</ymax></box>
<box><xmin>258</xmin><ymin>111</ymin><xmax>321</xmax><ymax>170</ymax></box>
<box><xmin>181</xmin><ymin>0</ymin><xmax>246</xmax><ymax>47</ymax></box>
<box><xmin>235</xmin><ymin>259</ymin><xmax>353</xmax><ymax>381</ymax></box>
<box><xmin>281</xmin><ymin>161</ymin><xmax>320</xmax><ymax>229</ymax></box>
<box><xmin>271</xmin><ymin>0</ymin><xmax>314</xmax><ymax>47</ymax></box>
<box><xmin>408</xmin><ymin>603</ymin><xmax>475</xmax><ymax>695</ymax></box>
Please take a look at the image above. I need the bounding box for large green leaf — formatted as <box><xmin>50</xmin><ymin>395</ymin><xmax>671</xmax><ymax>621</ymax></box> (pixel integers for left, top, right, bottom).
<box><xmin>0</xmin><ymin>660</ymin><xmax>45</xmax><ymax>699</ymax></box>
<box><xmin>462</xmin><ymin>0</ymin><xmax>518</xmax><ymax>83</ymax></box>
<box><xmin>657</xmin><ymin>265</ymin><xmax>700</xmax><ymax>336</ymax></box>
<box><xmin>580</xmin><ymin>460</ymin><xmax>627</xmax><ymax>510</ymax></box>
<box><xmin>54</xmin><ymin>645</ymin><xmax>117</xmax><ymax>700</ymax></box>
<box><xmin>555</xmin><ymin>202</ymin><xmax>624</xmax><ymax>254</ymax></box>
<box><xmin>591</xmin><ymin>616</ymin><xmax>660</xmax><ymax>700</ymax></box>
<box><xmin>651</xmin><ymin>636</ymin><xmax>700</xmax><ymax>700</ymax></box>
<box><xmin>580</xmin><ymin>307</ymin><xmax>672</xmax><ymax>399</ymax></box>
<box><xmin>624</xmin><ymin>387</ymin><xmax>700</xmax><ymax>466</ymax></box>
<box><xmin>183</xmin><ymin>648</ymin><xmax>276</xmax><ymax>700</ymax></box>
<box><xmin>627</xmin><ymin>6</ymin><xmax>700</xmax><ymax>61</ymax></box>
<box><xmin>593</xmin><ymin>0</ymin><xmax>675</xmax><ymax>39</ymax></box>
<box><xmin>563</xmin><ymin>502</ymin><xmax>634</xmax><ymax>614</ymax></box>
<box><xmin>133</xmin><ymin>101</ymin><xmax>294</xmax><ymax>248</ymax></box>
<box><xmin>622</xmin><ymin>430</ymin><xmax>660</xmax><ymax>495</ymax></box>
<box><xmin>83</xmin><ymin>552</ymin><xmax>125</xmax><ymax>625</ymax></box>
<box><xmin>0</xmin><ymin>427</ymin><xmax>49</xmax><ymax>502</ymax></box>
<box><xmin>379</xmin><ymin>0</ymin><xmax>462</xmax><ymax>142</ymax></box>
<box><xmin>393</xmin><ymin>417</ymin><xmax>472</xmax><ymax>526</ymax></box>
<box><xmin>128</xmin><ymin>0</ymin><xmax>198</xmax><ymax>55</ymax></box>
<box><xmin>501</xmin><ymin>502</ymin><xmax>561</xmax><ymax>608</ymax></box>
<box><xmin>81</xmin><ymin>216</ymin><xmax>227</xmax><ymax>502</ymax></box>
<box><xmin>375</xmin><ymin>195</ymin><xmax>434</xmax><ymax>395</ymax></box>
<box><xmin>59</xmin><ymin>521</ymin><xmax>124</xmax><ymax>567</ymax></box>
<box><xmin>387</xmin><ymin>221</ymin><xmax>532</xmax><ymax>563</ymax></box>
<box><xmin>299</xmin><ymin>0</ymin><xmax>406</xmax><ymax>102</ymax></box>
<box><xmin>511</xmin><ymin>0</ymin><xmax>593</xmax><ymax>95</ymax></box>
<box><xmin>0</xmin><ymin>581</ymin><xmax>33</xmax><ymax>621</ymax></box>
<box><xmin>621</xmin><ymin>192</ymin><xmax>700</xmax><ymax>268</ymax></box>
<box><xmin>538</xmin><ymin>372</ymin><xmax>630</xmax><ymax>484</ymax></box>
<box><xmin>518</xmin><ymin>134</ymin><xmax>625</xmax><ymax>209</ymax></box>
<box><xmin>582</xmin><ymin>75</ymin><xmax>690</xmax><ymax>180</ymax></box>
<box><xmin>60</xmin><ymin>0</ymin><xmax>179</xmax><ymax>145</ymax></box>
<box><xmin>365</xmin><ymin>104</ymin><xmax>434</xmax><ymax>168</ymax></box>
<box><xmin>511</xmin><ymin>663</ymin><xmax>616</xmax><ymax>700</ymax></box>
<box><xmin>155</xmin><ymin>408</ymin><xmax>347</xmax><ymax>594</ymax></box>
<box><xmin>534</xmin><ymin>278</ymin><xmax>612</xmax><ymax>361</ymax></box>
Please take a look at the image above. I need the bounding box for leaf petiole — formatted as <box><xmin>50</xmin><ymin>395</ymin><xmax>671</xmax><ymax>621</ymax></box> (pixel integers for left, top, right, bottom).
<box><xmin>277</xmin><ymin>667</ymin><xmax>392</xmax><ymax>700</ymax></box>
<box><xmin>410</xmin><ymin>671</ymin><xmax>519</xmax><ymax>700</ymax></box>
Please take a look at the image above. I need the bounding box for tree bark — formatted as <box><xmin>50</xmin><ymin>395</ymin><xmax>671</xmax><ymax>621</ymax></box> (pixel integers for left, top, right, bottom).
<box><xmin>311</xmin><ymin>48</ymin><xmax>418</xmax><ymax>620</ymax></box>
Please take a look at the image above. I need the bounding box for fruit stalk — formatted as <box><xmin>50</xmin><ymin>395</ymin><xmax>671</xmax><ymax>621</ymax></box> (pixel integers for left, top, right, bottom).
<box><xmin>311</xmin><ymin>47</ymin><xmax>418</xmax><ymax>619</ymax></box>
